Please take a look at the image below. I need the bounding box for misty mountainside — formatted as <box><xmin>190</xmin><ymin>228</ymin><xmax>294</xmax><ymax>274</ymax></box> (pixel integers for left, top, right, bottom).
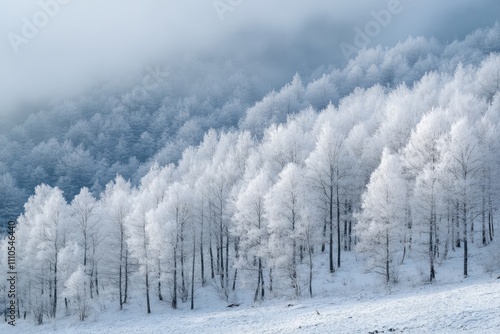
<box><xmin>1</xmin><ymin>23</ymin><xmax>500</xmax><ymax>228</ymax></box>
<box><xmin>1</xmin><ymin>21</ymin><xmax>500</xmax><ymax>328</ymax></box>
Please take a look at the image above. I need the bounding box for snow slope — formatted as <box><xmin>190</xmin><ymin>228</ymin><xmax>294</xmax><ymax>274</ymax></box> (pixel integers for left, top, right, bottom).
<box><xmin>4</xmin><ymin>277</ymin><xmax>499</xmax><ymax>334</ymax></box>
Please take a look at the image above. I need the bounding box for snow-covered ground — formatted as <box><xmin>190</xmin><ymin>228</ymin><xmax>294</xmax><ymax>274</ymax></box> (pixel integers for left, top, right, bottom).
<box><xmin>4</xmin><ymin>247</ymin><xmax>500</xmax><ymax>333</ymax></box>
<box><xmin>4</xmin><ymin>275</ymin><xmax>499</xmax><ymax>334</ymax></box>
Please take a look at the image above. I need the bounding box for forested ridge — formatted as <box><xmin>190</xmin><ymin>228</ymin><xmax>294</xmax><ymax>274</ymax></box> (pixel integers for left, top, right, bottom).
<box><xmin>1</xmin><ymin>24</ymin><xmax>500</xmax><ymax>324</ymax></box>
<box><xmin>1</xmin><ymin>23</ymin><xmax>499</xmax><ymax>226</ymax></box>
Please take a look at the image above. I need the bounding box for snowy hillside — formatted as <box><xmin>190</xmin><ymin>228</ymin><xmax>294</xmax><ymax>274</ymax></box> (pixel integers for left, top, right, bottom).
<box><xmin>2</xmin><ymin>1</ymin><xmax>500</xmax><ymax>333</ymax></box>
<box><xmin>4</xmin><ymin>276</ymin><xmax>500</xmax><ymax>333</ymax></box>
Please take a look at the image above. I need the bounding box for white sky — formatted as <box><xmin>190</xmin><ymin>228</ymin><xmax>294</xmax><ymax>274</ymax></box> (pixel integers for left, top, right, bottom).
<box><xmin>0</xmin><ymin>0</ymin><xmax>498</xmax><ymax>123</ymax></box>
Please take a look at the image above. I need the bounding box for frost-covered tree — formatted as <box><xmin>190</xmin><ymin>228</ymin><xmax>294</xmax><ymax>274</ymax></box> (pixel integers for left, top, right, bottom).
<box><xmin>69</xmin><ymin>187</ymin><xmax>101</xmax><ymax>299</ymax></box>
<box><xmin>403</xmin><ymin>110</ymin><xmax>450</xmax><ymax>281</ymax></box>
<box><xmin>412</xmin><ymin>167</ymin><xmax>443</xmax><ymax>282</ymax></box>
<box><xmin>306</xmin><ymin>119</ymin><xmax>354</xmax><ymax>272</ymax></box>
<box><xmin>100</xmin><ymin>176</ymin><xmax>132</xmax><ymax>310</ymax></box>
<box><xmin>261</xmin><ymin>111</ymin><xmax>315</xmax><ymax>177</ymax></box>
<box><xmin>201</xmin><ymin>131</ymin><xmax>246</xmax><ymax>298</ymax></box>
<box><xmin>265</xmin><ymin>163</ymin><xmax>311</xmax><ymax>297</ymax></box>
<box><xmin>63</xmin><ymin>265</ymin><xmax>88</xmax><ymax>321</ymax></box>
<box><xmin>17</xmin><ymin>185</ymin><xmax>69</xmax><ymax>322</ymax></box>
<box><xmin>233</xmin><ymin>168</ymin><xmax>271</xmax><ymax>302</ymax></box>
<box><xmin>357</xmin><ymin>149</ymin><xmax>407</xmax><ymax>283</ymax></box>
<box><xmin>476</xmin><ymin>114</ymin><xmax>500</xmax><ymax>245</ymax></box>
<box><xmin>241</xmin><ymin>74</ymin><xmax>305</xmax><ymax>134</ymax></box>
<box><xmin>437</xmin><ymin>118</ymin><xmax>484</xmax><ymax>277</ymax></box>
<box><xmin>305</xmin><ymin>73</ymin><xmax>339</xmax><ymax>110</ymax></box>
<box><xmin>144</xmin><ymin>163</ymin><xmax>175</xmax><ymax>301</ymax></box>
<box><xmin>125</xmin><ymin>186</ymin><xmax>154</xmax><ymax>314</ymax></box>
<box><xmin>148</xmin><ymin>181</ymin><xmax>192</xmax><ymax>309</ymax></box>
<box><xmin>124</xmin><ymin>162</ymin><xmax>174</xmax><ymax>313</ymax></box>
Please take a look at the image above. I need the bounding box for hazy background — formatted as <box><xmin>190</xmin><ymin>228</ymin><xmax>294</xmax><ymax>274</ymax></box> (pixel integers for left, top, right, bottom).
<box><xmin>0</xmin><ymin>0</ymin><xmax>499</xmax><ymax>127</ymax></box>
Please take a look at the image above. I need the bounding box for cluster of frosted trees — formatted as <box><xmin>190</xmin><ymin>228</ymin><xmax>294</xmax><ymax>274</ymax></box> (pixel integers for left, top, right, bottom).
<box><xmin>1</xmin><ymin>24</ymin><xmax>499</xmax><ymax>226</ymax></box>
<box><xmin>1</xmin><ymin>54</ymin><xmax>499</xmax><ymax>324</ymax></box>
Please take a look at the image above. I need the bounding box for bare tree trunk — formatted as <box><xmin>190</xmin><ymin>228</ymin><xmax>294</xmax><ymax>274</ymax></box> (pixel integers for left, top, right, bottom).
<box><xmin>482</xmin><ymin>192</ymin><xmax>487</xmax><ymax>245</ymax></box>
<box><xmin>232</xmin><ymin>236</ymin><xmax>239</xmax><ymax>291</ymax></box>
<box><xmin>119</xmin><ymin>227</ymin><xmax>125</xmax><ymax>310</ymax></box>
<box><xmin>456</xmin><ymin>202</ymin><xmax>461</xmax><ymax>248</ymax></box>
<box><xmin>145</xmin><ymin>270</ymin><xmax>151</xmax><ymax>314</ymax></box>
<box><xmin>119</xmin><ymin>263</ymin><xmax>123</xmax><ymax>310</ymax></box>
<box><xmin>95</xmin><ymin>267</ymin><xmax>99</xmax><ymax>296</ymax></box>
<box><xmin>260</xmin><ymin>264</ymin><xmax>265</xmax><ymax>300</ymax></box>
<box><xmin>220</xmin><ymin>219</ymin><xmax>224</xmax><ymax>290</ymax></box>
<box><xmin>321</xmin><ymin>218</ymin><xmax>326</xmax><ymax>252</ymax></box>
<box><xmin>329</xmin><ymin>185</ymin><xmax>334</xmax><ymax>273</ymax></box>
<box><xmin>158</xmin><ymin>259</ymin><xmax>163</xmax><ymax>301</ymax></box>
<box><xmin>489</xmin><ymin>191</ymin><xmax>494</xmax><ymax>241</ymax></box>
<box><xmin>429</xmin><ymin>211</ymin><xmax>435</xmax><ymax>282</ymax></box>
<box><xmin>209</xmin><ymin>236</ymin><xmax>215</xmax><ymax>279</ymax></box>
<box><xmin>471</xmin><ymin>216</ymin><xmax>474</xmax><ymax>244</ymax></box>
<box><xmin>348</xmin><ymin>200</ymin><xmax>352</xmax><ymax>251</ymax></box>
<box><xmin>124</xmin><ymin>250</ymin><xmax>128</xmax><ymax>305</ymax></box>
<box><xmin>451</xmin><ymin>202</ymin><xmax>455</xmax><ymax>252</ymax></box>
<box><xmin>337</xmin><ymin>186</ymin><xmax>341</xmax><ymax>268</ymax></box>
<box><xmin>172</xmin><ymin>244</ymin><xmax>177</xmax><ymax>309</ymax></box>
<box><xmin>53</xmin><ymin>252</ymin><xmax>58</xmax><ymax>318</ymax></box>
<box><xmin>308</xmin><ymin>243</ymin><xmax>313</xmax><ymax>298</ymax></box>
<box><xmin>463</xmin><ymin>200</ymin><xmax>468</xmax><ymax>277</ymax></box>
<box><xmin>89</xmin><ymin>261</ymin><xmax>94</xmax><ymax>299</ymax></box>
<box><xmin>254</xmin><ymin>265</ymin><xmax>261</xmax><ymax>303</ymax></box>
<box><xmin>181</xmin><ymin>230</ymin><xmax>187</xmax><ymax>303</ymax></box>
<box><xmin>143</xmin><ymin>221</ymin><xmax>151</xmax><ymax>313</ymax></box>
<box><xmin>344</xmin><ymin>200</ymin><xmax>348</xmax><ymax>251</ymax></box>
<box><xmin>225</xmin><ymin>231</ymin><xmax>229</xmax><ymax>293</ymax></box>
<box><xmin>269</xmin><ymin>268</ymin><xmax>273</xmax><ymax>293</ymax></box>
<box><xmin>200</xmin><ymin>209</ymin><xmax>205</xmax><ymax>286</ymax></box>
<box><xmin>292</xmin><ymin>239</ymin><xmax>298</xmax><ymax>297</ymax></box>
<box><xmin>172</xmin><ymin>209</ymin><xmax>179</xmax><ymax>309</ymax></box>
<box><xmin>435</xmin><ymin>215</ymin><xmax>440</xmax><ymax>258</ymax></box>
<box><xmin>254</xmin><ymin>258</ymin><xmax>263</xmax><ymax>302</ymax></box>
<box><xmin>489</xmin><ymin>208</ymin><xmax>494</xmax><ymax>241</ymax></box>
<box><xmin>191</xmin><ymin>234</ymin><xmax>195</xmax><ymax>310</ymax></box>
<box><xmin>386</xmin><ymin>228</ymin><xmax>390</xmax><ymax>283</ymax></box>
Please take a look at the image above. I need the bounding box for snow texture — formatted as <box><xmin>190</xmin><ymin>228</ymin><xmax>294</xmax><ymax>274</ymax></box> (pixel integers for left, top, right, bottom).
<box><xmin>4</xmin><ymin>276</ymin><xmax>499</xmax><ymax>334</ymax></box>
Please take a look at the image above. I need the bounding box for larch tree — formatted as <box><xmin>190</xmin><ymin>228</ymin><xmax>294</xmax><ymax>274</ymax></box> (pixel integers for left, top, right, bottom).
<box><xmin>412</xmin><ymin>166</ymin><xmax>443</xmax><ymax>282</ymax></box>
<box><xmin>144</xmin><ymin>163</ymin><xmax>175</xmax><ymax>301</ymax></box>
<box><xmin>15</xmin><ymin>184</ymin><xmax>55</xmax><ymax>322</ymax></box>
<box><xmin>232</xmin><ymin>168</ymin><xmax>271</xmax><ymax>302</ymax></box>
<box><xmin>125</xmin><ymin>163</ymin><xmax>173</xmax><ymax>314</ymax></box>
<box><xmin>149</xmin><ymin>181</ymin><xmax>193</xmax><ymax>309</ymax></box>
<box><xmin>125</xmin><ymin>187</ymin><xmax>153</xmax><ymax>314</ymax></box>
<box><xmin>17</xmin><ymin>185</ymin><xmax>69</xmax><ymax>322</ymax></box>
<box><xmin>306</xmin><ymin>119</ymin><xmax>354</xmax><ymax>272</ymax></box>
<box><xmin>437</xmin><ymin>117</ymin><xmax>484</xmax><ymax>277</ymax></box>
<box><xmin>261</xmin><ymin>112</ymin><xmax>314</xmax><ymax>178</ymax></box>
<box><xmin>403</xmin><ymin>110</ymin><xmax>450</xmax><ymax>281</ymax></box>
<box><xmin>179</xmin><ymin>131</ymin><xmax>218</xmax><ymax>288</ymax></box>
<box><xmin>203</xmin><ymin>131</ymin><xmax>243</xmax><ymax>298</ymax></box>
<box><xmin>69</xmin><ymin>187</ymin><xmax>101</xmax><ymax>299</ymax></box>
<box><xmin>357</xmin><ymin>149</ymin><xmax>408</xmax><ymax>283</ymax></box>
<box><xmin>265</xmin><ymin>163</ymin><xmax>309</xmax><ymax>297</ymax></box>
<box><xmin>100</xmin><ymin>175</ymin><xmax>132</xmax><ymax>310</ymax></box>
<box><xmin>476</xmin><ymin>114</ymin><xmax>500</xmax><ymax>245</ymax></box>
